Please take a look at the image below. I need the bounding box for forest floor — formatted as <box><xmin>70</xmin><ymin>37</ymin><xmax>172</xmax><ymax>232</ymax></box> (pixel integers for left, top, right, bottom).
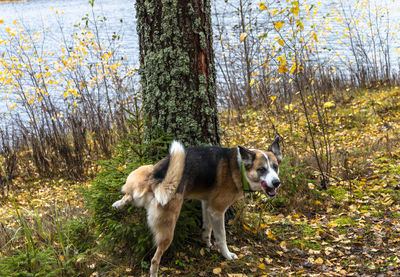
<box><xmin>0</xmin><ymin>87</ymin><xmax>399</xmax><ymax>276</ymax></box>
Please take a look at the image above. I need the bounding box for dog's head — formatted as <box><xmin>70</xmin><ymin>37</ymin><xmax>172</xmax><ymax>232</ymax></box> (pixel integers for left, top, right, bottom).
<box><xmin>238</xmin><ymin>136</ymin><xmax>282</xmax><ymax>196</ymax></box>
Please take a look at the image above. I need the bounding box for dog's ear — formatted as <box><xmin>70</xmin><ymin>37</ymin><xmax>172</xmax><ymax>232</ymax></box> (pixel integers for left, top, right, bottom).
<box><xmin>238</xmin><ymin>146</ymin><xmax>256</xmax><ymax>167</ymax></box>
<box><xmin>268</xmin><ymin>136</ymin><xmax>282</xmax><ymax>163</ymax></box>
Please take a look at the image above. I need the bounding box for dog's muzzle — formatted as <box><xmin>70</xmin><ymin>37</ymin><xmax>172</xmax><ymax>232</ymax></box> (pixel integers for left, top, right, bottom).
<box><xmin>261</xmin><ymin>179</ymin><xmax>280</xmax><ymax>197</ymax></box>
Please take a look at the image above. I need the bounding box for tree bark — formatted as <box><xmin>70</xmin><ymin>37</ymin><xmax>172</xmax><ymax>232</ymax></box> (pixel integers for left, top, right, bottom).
<box><xmin>136</xmin><ymin>0</ymin><xmax>220</xmax><ymax>146</ymax></box>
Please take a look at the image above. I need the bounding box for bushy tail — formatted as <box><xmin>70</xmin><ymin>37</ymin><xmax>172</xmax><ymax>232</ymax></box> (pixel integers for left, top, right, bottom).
<box><xmin>154</xmin><ymin>141</ymin><xmax>185</xmax><ymax>206</ymax></box>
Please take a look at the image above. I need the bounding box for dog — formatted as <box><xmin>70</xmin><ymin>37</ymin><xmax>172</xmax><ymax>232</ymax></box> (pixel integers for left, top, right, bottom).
<box><xmin>112</xmin><ymin>137</ymin><xmax>282</xmax><ymax>277</ymax></box>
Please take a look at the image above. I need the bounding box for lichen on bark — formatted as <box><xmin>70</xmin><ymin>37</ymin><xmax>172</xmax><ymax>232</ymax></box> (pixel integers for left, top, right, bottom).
<box><xmin>136</xmin><ymin>0</ymin><xmax>220</xmax><ymax>145</ymax></box>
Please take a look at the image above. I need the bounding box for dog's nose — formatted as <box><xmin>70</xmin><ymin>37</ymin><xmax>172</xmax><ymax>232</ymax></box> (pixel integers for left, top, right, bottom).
<box><xmin>272</xmin><ymin>179</ymin><xmax>280</xmax><ymax>188</ymax></box>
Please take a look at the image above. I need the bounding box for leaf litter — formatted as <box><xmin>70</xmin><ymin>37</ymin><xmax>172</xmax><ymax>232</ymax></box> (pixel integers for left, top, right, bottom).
<box><xmin>0</xmin><ymin>88</ymin><xmax>399</xmax><ymax>276</ymax></box>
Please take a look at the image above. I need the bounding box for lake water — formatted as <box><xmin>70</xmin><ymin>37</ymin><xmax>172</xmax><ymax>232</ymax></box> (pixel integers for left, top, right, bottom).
<box><xmin>0</xmin><ymin>0</ymin><xmax>139</xmax><ymax>62</ymax></box>
<box><xmin>0</xmin><ymin>0</ymin><xmax>399</xmax><ymax>116</ymax></box>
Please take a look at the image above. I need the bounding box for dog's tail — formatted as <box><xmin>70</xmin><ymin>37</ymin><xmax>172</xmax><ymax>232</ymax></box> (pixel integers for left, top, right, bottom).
<box><xmin>154</xmin><ymin>141</ymin><xmax>185</xmax><ymax>206</ymax></box>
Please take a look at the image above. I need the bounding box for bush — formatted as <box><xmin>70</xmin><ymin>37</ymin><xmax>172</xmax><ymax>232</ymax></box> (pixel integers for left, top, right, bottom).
<box><xmin>66</xmin><ymin>217</ymin><xmax>96</xmax><ymax>253</ymax></box>
<box><xmin>250</xmin><ymin>156</ymin><xmax>325</xmax><ymax>215</ymax></box>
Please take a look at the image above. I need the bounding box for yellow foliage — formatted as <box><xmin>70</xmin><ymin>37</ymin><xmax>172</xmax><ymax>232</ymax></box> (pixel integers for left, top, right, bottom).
<box><xmin>240</xmin><ymin>32</ymin><xmax>247</xmax><ymax>42</ymax></box>
<box><xmin>278</xmin><ymin>64</ymin><xmax>288</xmax><ymax>73</ymax></box>
<box><xmin>323</xmin><ymin>101</ymin><xmax>335</xmax><ymax>109</ymax></box>
<box><xmin>289</xmin><ymin>63</ymin><xmax>297</xmax><ymax>74</ymax></box>
<box><xmin>274</xmin><ymin>21</ymin><xmax>284</xmax><ymax>31</ymax></box>
<box><xmin>259</xmin><ymin>2</ymin><xmax>268</xmax><ymax>11</ymax></box>
<box><xmin>269</xmin><ymin>9</ymin><xmax>279</xmax><ymax>15</ymax></box>
<box><xmin>290</xmin><ymin>6</ymin><xmax>300</xmax><ymax>16</ymax></box>
<box><xmin>249</xmin><ymin>78</ymin><xmax>255</xmax><ymax>87</ymax></box>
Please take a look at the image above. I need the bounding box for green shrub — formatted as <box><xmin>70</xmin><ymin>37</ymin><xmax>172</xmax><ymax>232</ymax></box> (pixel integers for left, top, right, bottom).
<box><xmin>66</xmin><ymin>217</ymin><xmax>96</xmax><ymax>253</ymax></box>
<box><xmin>261</xmin><ymin>157</ymin><xmax>325</xmax><ymax>214</ymax></box>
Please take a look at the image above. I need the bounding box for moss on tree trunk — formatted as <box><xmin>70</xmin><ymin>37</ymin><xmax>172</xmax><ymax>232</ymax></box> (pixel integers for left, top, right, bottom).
<box><xmin>136</xmin><ymin>0</ymin><xmax>220</xmax><ymax>145</ymax></box>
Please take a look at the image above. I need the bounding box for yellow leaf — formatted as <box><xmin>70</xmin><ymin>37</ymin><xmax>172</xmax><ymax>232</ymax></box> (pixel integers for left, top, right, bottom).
<box><xmin>289</xmin><ymin>63</ymin><xmax>297</xmax><ymax>74</ymax></box>
<box><xmin>258</xmin><ymin>263</ymin><xmax>266</xmax><ymax>270</ymax></box>
<box><xmin>270</xmin><ymin>96</ymin><xmax>277</xmax><ymax>102</ymax></box>
<box><xmin>296</xmin><ymin>19</ymin><xmax>304</xmax><ymax>30</ymax></box>
<box><xmin>13</xmin><ymin>20</ymin><xmax>18</xmax><ymax>25</ymax></box>
<box><xmin>284</xmin><ymin>104</ymin><xmax>294</xmax><ymax>111</ymax></box>
<box><xmin>274</xmin><ymin>21</ymin><xmax>283</xmax><ymax>31</ymax></box>
<box><xmin>240</xmin><ymin>32</ymin><xmax>247</xmax><ymax>42</ymax></box>
<box><xmin>249</xmin><ymin>78</ymin><xmax>255</xmax><ymax>87</ymax></box>
<box><xmin>277</xmin><ymin>55</ymin><xmax>286</xmax><ymax>63</ymax></box>
<box><xmin>328</xmin><ymin>222</ymin><xmax>338</xmax><ymax>228</ymax></box>
<box><xmin>117</xmin><ymin>166</ymin><xmax>123</xmax><ymax>171</ymax></box>
<box><xmin>0</xmin><ymin>19</ymin><xmax>3</xmax><ymax>24</ymax></box>
<box><xmin>290</xmin><ymin>6</ymin><xmax>300</xmax><ymax>16</ymax></box>
<box><xmin>259</xmin><ymin>3</ymin><xmax>268</xmax><ymax>11</ymax></box>
<box><xmin>267</xmin><ymin>229</ymin><xmax>276</xmax><ymax>240</ymax></box>
<box><xmin>278</xmin><ymin>64</ymin><xmax>288</xmax><ymax>73</ymax></box>
<box><xmin>314</xmin><ymin>257</ymin><xmax>324</xmax><ymax>264</ymax></box>
<box><xmin>312</xmin><ymin>31</ymin><xmax>318</xmax><ymax>42</ymax></box>
<box><xmin>277</xmin><ymin>39</ymin><xmax>284</xmax><ymax>46</ymax></box>
<box><xmin>323</xmin><ymin>101</ymin><xmax>335</xmax><ymax>109</ymax></box>
<box><xmin>268</xmin><ymin>9</ymin><xmax>279</xmax><ymax>15</ymax></box>
<box><xmin>213</xmin><ymin>267</ymin><xmax>222</xmax><ymax>274</ymax></box>
<box><xmin>264</xmin><ymin>257</ymin><xmax>273</xmax><ymax>264</ymax></box>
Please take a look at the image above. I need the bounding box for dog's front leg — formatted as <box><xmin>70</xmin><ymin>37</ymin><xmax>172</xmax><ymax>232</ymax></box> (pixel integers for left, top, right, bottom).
<box><xmin>209</xmin><ymin>208</ymin><xmax>238</xmax><ymax>260</ymax></box>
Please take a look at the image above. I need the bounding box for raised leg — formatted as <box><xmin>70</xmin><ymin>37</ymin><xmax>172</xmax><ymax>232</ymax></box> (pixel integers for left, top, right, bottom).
<box><xmin>147</xmin><ymin>194</ymin><xmax>184</xmax><ymax>277</ymax></box>
<box><xmin>112</xmin><ymin>194</ymin><xmax>132</xmax><ymax>209</ymax></box>
<box><xmin>201</xmin><ymin>200</ymin><xmax>212</xmax><ymax>247</ymax></box>
<box><xmin>208</xmin><ymin>207</ymin><xmax>238</xmax><ymax>260</ymax></box>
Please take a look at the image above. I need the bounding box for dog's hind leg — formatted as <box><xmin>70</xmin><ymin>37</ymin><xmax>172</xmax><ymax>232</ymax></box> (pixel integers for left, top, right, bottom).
<box><xmin>112</xmin><ymin>194</ymin><xmax>132</xmax><ymax>209</ymax></box>
<box><xmin>208</xmin><ymin>207</ymin><xmax>238</xmax><ymax>260</ymax></box>
<box><xmin>148</xmin><ymin>194</ymin><xmax>184</xmax><ymax>277</ymax></box>
<box><xmin>201</xmin><ymin>200</ymin><xmax>212</xmax><ymax>247</ymax></box>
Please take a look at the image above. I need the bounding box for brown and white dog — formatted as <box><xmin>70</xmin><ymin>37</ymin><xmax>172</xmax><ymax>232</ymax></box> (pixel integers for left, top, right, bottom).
<box><xmin>112</xmin><ymin>137</ymin><xmax>282</xmax><ymax>277</ymax></box>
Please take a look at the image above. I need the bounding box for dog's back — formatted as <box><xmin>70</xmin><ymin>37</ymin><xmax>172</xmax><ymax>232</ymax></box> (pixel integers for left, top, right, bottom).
<box><xmin>152</xmin><ymin>146</ymin><xmax>238</xmax><ymax>199</ymax></box>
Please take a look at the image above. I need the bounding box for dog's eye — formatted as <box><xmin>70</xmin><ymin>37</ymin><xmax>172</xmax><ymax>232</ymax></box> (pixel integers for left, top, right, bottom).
<box><xmin>257</xmin><ymin>167</ymin><xmax>267</xmax><ymax>174</ymax></box>
<box><xmin>272</xmin><ymin>163</ymin><xmax>278</xmax><ymax>172</ymax></box>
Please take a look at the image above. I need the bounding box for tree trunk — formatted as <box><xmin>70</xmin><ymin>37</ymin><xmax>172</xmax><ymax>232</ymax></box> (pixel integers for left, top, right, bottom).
<box><xmin>136</xmin><ymin>0</ymin><xmax>220</xmax><ymax>146</ymax></box>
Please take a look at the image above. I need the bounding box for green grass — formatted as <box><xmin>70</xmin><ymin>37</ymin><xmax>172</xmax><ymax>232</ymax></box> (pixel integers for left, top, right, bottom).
<box><xmin>334</xmin><ymin>217</ymin><xmax>357</xmax><ymax>234</ymax></box>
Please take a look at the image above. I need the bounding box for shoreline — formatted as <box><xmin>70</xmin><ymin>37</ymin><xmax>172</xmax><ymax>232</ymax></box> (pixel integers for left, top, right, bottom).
<box><xmin>0</xmin><ymin>0</ymin><xmax>28</xmax><ymax>3</ymax></box>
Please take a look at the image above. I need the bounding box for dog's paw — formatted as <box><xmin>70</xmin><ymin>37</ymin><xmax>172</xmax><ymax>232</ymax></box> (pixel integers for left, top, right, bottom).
<box><xmin>224</xmin><ymin>251</ymin><xmax>238</xmax><ymax>260</ymax></box>
<box><xmin>201</xmin><ymin>230</ymin><xmax>212</xmax><ymax>247</ymax></box>
<box><xmin>112</xmin><ymin>200</ymin><xmax>122</xmax><ymax>209</ymax></box>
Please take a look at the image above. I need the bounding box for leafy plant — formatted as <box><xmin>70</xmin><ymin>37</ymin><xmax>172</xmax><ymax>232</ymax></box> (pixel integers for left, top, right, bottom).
<box><xmin>0</xmin><ymin>205</ymin><xmax>82</xmax><ymax>277</ymax></box>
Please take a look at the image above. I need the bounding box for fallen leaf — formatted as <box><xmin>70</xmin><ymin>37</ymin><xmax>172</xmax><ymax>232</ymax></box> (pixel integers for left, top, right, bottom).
<box><xmin>314</xmin><ymin>257</ymin><xmax>324</xmax><ymax>264</ymax></box>
<box><xmin>213</xmin><ymin>267</ymin><xmax>222</xmax><ymax>274</ymax></box>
